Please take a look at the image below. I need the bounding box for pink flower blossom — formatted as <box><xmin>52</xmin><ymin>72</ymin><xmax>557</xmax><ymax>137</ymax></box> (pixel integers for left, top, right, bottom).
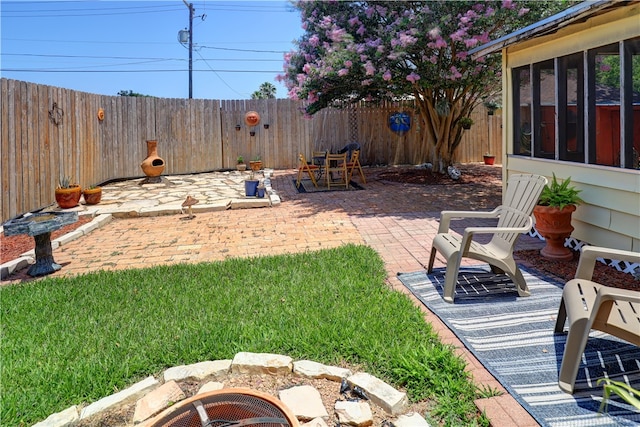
<box><xmin>309</xmin><ymin>34</ymin><xmax>320</xmax><ymax>47</ymax></box>
<box><xmin>288</xmin><ymin>88</ymin><xmax>300</xmax><ymax>100</ymax></box>
<box><xmin>345</xmin><ymin>60</ymin><xmax>353</xmax><ymax>68</ymax></box>
<box><xmin>518</xmin><ymin>8</ymin><xmax>530</xmax><ymax>17</ymax></box>
<box><xmin>449</xmin><ymin>66</ymin><xmax>462</xmax><ymax>79</ymax></box>
<box><xmin>456</xmin><ymin>51</ymin><xmax>468</xmax><ymax>60</ymax></box>
<box><xmin>303</xmin><ymin>63</ymin><xmax>312</xmax><ymax>73</ymax></box>
<box><xmin>364</xmin><ymin>61</ymin><xmax>375</xmax><ymax>76</ymax></box>
<box><xmin>434</xmin><ymin>38</ymin><xmax>447</xmax><ymax>49</ymax></box>
<box><xmin>428</xmin><ymin>27</ymin><xmax>441</xmax><ymax>39</ymax></box>
<box><xmin>383</xmin><ymin>70</ymin><xmax>392</xmax><ymax>81</ymax></box>
<box><xmin>338</xmin><ymin>68</ymin><xmax>349</xmax><ymax>76</ymax></box>
<box><xmin>398</xmin><ymin>33</ymin><xmax>418</xmax><ymax>47</ymax></box>
<box><xmin>328</xmin><ymin>27</ymin><xmax>347</xmax><ymax>42</ymax></box>
<box><xmin>375</xmin><ymin>5</ymin><xmax>387</xmax><ymax>16</ymax></box>
<box><xmin>464</xmin><ymin>38</ymin><xmax>479</xmax><ymax>48</ymax></box>
<box><xmin>361</xmin><ymin>79</ymin><xmax>372</xmax><ymax>86</ymax></box>
<box><xmin>451</xmin><ymin>29</ymin><xmax>466</xmax><ymax>42</ymax></box>
<box><xmin>502</xmin><ymin>0</ymin><xmax>515</xmax><ymax>10</ymax></box>
<box><xmin>348</xmin><ymin>16</ymin><xmax>361</xmax><ymax>27</ymax></box>
<box><xmin>478</xmin><ymin>32</ymin><xmax>490</xmax><ymax>44</ymax></box>
<box><xmin>357</xmin><ymin>25</ymin><xmax>366</xmax><ymax>36</ymax></box>
<box><xmin>406</xmin><ymin>72</ymin><xmax>420</xmax><ymax>83</ymax></box>
<box><xmin>365</xmin><ymin>6</ymin><xmax>375</xmax><ymax>18</ymax></box>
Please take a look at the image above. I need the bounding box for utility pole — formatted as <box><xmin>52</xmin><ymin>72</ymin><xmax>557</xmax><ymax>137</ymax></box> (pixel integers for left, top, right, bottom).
<box><xmin>182</xmin><ymin>1</ymin><xmax>194</xmax><ymax>99</ymax></box>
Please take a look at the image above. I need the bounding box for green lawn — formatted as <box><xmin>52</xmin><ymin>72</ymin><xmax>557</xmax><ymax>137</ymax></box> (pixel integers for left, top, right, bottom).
<box><xmin>1</xmin><ymin>244</ymin><xmax>489</xmax><ymax>426</ymax></box>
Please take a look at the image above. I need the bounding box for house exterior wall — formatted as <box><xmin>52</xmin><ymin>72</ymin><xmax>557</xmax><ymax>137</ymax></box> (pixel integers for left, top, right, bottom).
<box><xmin>500</xmin><ymin>3</ymin><xmax>640</xmax><ymax>252</ymax></box>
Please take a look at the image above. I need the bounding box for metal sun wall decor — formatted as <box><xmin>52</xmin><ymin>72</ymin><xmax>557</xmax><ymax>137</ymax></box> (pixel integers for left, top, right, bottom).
<box><xmin>389</xmin><ymin>112</ymin><xmax>411</xmax><ymax>135</ymax></box>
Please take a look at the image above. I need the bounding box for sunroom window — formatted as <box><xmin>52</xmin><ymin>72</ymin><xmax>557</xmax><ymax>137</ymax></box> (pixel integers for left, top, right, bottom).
<box><xmin>533</xmin><ymin>60</ymin><xmax>556</xmax><ymax>159</ymax></box>
<box><xmin>511</xmin><ymin>36</ymin><xmax>640</xmax><ymax>169</ymax></box>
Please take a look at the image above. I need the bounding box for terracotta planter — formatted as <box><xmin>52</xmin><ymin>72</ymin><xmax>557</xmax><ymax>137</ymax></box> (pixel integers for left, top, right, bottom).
<box><xmin>249</xmin><ymin>160</ymin><xmax>262</xmax><ymax>171</ymax></box>
<box><xmin>55</xmin><ymin>185</ymin><xmax>82</xmax><ymax>209</ymax></box>
<box><xmin>140</xmin><ymin>140</ymin><xmax>165</xmax><ymax>177</ymax></box>
<box><xmin>533</xmin><ymin>204</ymin><xmax>577</xmax><ymax>261</ymax></box>
<box><xmin>483</xmin><ymin>155</ymin><xmax>495</xmax><ymax>165</ymax></box>
<box><xmin>83</xmin><ymin>187</ymin><xmax>102</xmax><ymax>205</ymax></box>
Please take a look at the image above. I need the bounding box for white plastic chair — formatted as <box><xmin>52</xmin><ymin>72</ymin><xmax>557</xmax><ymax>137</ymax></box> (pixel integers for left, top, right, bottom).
<box><xmin>427</xmin><ymin>174</ymin><xmax>548</xmax><ymax>303</ymax></box>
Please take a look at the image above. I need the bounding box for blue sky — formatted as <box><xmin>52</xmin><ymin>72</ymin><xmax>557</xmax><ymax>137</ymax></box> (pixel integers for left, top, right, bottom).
<box><xmin>1</xmin><ymin>1</ymin><xmax>304</xmax><ymax>99</ymax></box>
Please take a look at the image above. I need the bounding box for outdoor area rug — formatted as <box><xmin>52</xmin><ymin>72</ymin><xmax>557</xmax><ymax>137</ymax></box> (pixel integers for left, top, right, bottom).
<box><xmin>293</xmin><ymin>178</ymin><xmax>364</xmax><ymax>193</ymax></box>
<box><xmin>398</xmin><ymin>266</ymin><xmax>640</xmax><ymax>427</ymax></box>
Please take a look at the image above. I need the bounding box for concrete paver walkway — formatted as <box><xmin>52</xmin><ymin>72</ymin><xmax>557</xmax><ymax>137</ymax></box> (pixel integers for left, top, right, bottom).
<box><xmin>3</xmin><ymin>165</ymin><xmax>544</xmax><ymax>426</ymax></box>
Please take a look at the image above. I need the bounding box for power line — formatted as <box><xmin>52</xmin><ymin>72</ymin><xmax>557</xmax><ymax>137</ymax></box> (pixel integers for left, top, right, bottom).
<box><xmin>199</xmin><ymin>45</ymin><xmax>289</xmax><ymax>54</ymax></box>
<box><xmin>194</xmin><ymin>50</ymin><xmax>246</xmax><ymax>97</ymax></box>
<box><xmin>1</xmin><ymin>69</ymin><xmax>283</xmax><ymax>74</ymax></box>
<box><xmin>3</xmin><ymin>3</ymin><xmax>294</xmax><ymax>18</ymax></box>
<box><xmin>3</xmin><ymin>38</ymin><xmax>294</xmax><ymax>52</ymax></box>
<box><xmin>2</xmin><ymin>53</ymin><xmax>283</xmax><ymax>62</ymax></box>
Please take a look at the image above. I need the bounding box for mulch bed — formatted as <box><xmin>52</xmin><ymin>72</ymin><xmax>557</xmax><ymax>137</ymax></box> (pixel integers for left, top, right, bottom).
<box><xmin>377</xmin><ymin>164</ymin><xmax>501</xmax><ymax>185</ymax></box>
<box><xmin>515</xmin><ymin>248</ymin><xmax>638</xmax><ymax>291</ymax></box>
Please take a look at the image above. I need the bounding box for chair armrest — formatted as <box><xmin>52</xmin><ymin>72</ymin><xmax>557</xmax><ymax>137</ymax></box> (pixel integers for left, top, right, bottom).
<box><xmin>590</xmin><ymin>286</ymin><xmax>640</xmax><ymax>327</ymax></box>
<box><xmin>575</xmin><ymin>246</ymin><xmax>640</xmax><ymax>281</ymax></box>
<box><xmin>597</xmin><ymin>286</ymin><xmax>640</xmax><ymax>304</ymax></box>
<box><xmin>438</xmin><ymin>208</ymin><xmax>501</xmax><ymax>233</ymax></box>
<box><xmin>460</xmin><ymin>216</ymin><xmax>533</xmax><ymax>254</ymax></box>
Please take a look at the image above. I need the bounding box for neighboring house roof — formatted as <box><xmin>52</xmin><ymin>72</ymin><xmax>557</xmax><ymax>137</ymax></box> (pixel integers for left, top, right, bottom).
<box><xmin>470</xmin><ymin>0</ymin><xmax>632</xmax><ymax>58</ymax></box>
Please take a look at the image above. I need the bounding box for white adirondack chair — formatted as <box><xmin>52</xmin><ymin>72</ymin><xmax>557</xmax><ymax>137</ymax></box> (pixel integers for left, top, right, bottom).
<box><xmin>554</xmin><ymin>246</ymin><xmax>640</xmax><ymax>393</ymax></box>
<box><xmin>427</xmin><ymin>174</ymin><xmax>548</xmax><ymax>303</ymax></box>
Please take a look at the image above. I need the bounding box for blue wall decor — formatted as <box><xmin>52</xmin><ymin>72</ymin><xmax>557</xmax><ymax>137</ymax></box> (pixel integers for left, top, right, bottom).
<box><xmin>389</xmin><ymin>112</ymin><xmax>411</xmax><ymax>134</ymax></box>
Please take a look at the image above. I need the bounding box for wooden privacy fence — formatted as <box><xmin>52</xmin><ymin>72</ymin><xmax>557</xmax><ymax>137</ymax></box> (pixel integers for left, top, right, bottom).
<box><xmin>1</xmin><ymin>78</ymin><xmax>501</xmax><ymax>221</ymax></box>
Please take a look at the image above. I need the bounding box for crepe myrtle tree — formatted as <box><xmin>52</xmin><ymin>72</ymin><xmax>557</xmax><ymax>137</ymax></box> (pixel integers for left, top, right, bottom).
<box><xmin>279</xmin><ymin>0</ymin><xmax>573</xmax><ymax>172</ymax></box>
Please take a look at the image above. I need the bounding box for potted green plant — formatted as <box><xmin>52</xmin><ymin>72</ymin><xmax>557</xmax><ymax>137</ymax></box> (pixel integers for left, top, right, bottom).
<box><xmin>237</xmin><ymin>155</ymin><xmax>247</xmax><ymax>171</ymax></box>
<box><xmin>484</xmin><ymin>99</ymin><xmax>500</xmax><ymax>116</ymax></box>
<box><xmin>55</xmin><ymin>175</ymin><xmax>82</xmax><ymax>209</ymax></box>
<box><xmin>459</xmin><ymin>117</ymin><xmax>473</xmax><ymax>130</ymax></box>
<box><xmin>533</xmin><ymin>174</ymin><xmax>584</xmax><ymax>260</ymax></box>
<box><xmin>83</xmin><ymin>185</ymin><xmax>102</xmax><ymax>205</ymax></box>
